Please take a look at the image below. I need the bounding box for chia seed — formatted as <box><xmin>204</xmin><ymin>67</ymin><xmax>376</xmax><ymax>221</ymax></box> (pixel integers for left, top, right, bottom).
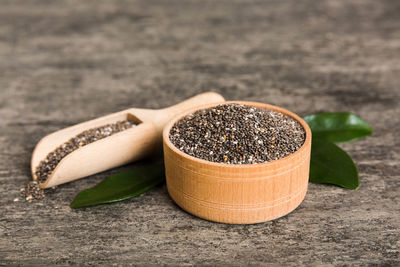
<box><xmin>34</xmin><ymin>120</ymin><xmax>136</xmax><ymax>184</ymax></box>
<box><xmin>20</xmin><ymin>181</ymin><xmax>45</xmax><ymax>202</ymax></box>
<box><xmin>169</xmin><ymin>103</ymin><xmax>305</xmax><ymax>164</ymax></box>
<box><xmin>22</xmin><ymin>120</ymin><xmax>137</xmax><ymax>201</ymax></box>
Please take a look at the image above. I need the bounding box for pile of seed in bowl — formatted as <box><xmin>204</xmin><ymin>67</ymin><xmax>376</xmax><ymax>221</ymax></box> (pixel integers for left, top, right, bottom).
<box><xmin>21</xmin><ymin>120</ymin><xmax>136</xmax><ymax>201</ymax></box>
<box><xmin>169</xmin><ymin>103</ymin><xmax>305</xmax><ymax>164</ymax></box>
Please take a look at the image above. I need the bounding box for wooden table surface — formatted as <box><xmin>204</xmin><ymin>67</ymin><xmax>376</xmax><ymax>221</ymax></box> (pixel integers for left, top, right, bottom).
<box><xmin>1</xmin><ymin>0</ymin><xmax>399</xmax><ymax>265</ymax></box>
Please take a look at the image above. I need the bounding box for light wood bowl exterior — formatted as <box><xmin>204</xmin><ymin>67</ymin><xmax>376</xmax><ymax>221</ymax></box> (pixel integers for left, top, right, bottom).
<box><xmin>163</xmin><ymin>101</ymin><xmax>312</xmax><ymax>224</ymax></box>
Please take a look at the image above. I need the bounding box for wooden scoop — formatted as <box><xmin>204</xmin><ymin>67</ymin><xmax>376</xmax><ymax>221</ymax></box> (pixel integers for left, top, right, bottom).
<box><xmin>31</xmin><ymin>92</ymin><xmax>225</xmax><ymax>188</ymax></box>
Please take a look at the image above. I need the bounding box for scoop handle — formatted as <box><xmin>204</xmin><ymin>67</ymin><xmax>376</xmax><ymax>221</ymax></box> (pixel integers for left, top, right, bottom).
<box><xmin>154</xmin><ymin>92</ymin><xmax>225</xmax><ymax>129</ymax></box>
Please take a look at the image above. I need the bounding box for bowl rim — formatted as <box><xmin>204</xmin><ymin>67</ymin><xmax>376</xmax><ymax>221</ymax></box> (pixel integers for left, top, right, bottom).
<box><xmin>162</xmin><ymin>100</ymin><xmax>312</xmax><ymax>169</ymax></box>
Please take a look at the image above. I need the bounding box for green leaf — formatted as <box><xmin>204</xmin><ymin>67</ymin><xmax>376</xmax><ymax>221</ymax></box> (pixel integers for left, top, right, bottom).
<box><xmin>70</xmin><ymin>162</ymin><xmax>165</xmax><ymax>208</ymax></box>
<box><xmin>310</xmin><ymin>139</ymin><xmax>359</xmax><ymax>190</ymax></box>
<box><xmin>304</xmin><ymin>112</ymin><xmax>373</xmax><ymax>143</ymax></box>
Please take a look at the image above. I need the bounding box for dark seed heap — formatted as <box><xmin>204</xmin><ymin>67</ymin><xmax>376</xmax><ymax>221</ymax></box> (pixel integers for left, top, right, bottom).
<box><xmin>34</xmin><ymin>120</ymin><xmax>136</xmax><ymax>184</ymax></box>
<box><xmin>21</xmin><ymin>120</ymin><xmax>136</xmax><ymax>201</ymax></box>
<box><xmin>22</xmin><ymin>120</ymin><xmax>136</xmax><ymax>201</ymax></box>
<box><xmin>169</xmin><ymin>104</ymin><xmax>305</xmax><ymax>164</ymax></box>
<box><xmin>20</xmin><ymin>181</ymin><xmax>45</xmax><ymax>202</ymax></box>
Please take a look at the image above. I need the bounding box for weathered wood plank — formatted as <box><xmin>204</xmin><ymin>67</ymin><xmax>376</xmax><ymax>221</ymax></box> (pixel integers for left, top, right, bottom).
<box><xmin>0</xmin><ymin>0</ymin><xmax>399</xmax><ymax>265</ymax></box>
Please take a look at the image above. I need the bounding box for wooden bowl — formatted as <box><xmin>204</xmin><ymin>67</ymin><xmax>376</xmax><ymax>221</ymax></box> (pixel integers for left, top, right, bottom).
<box><xmin>162</xmin><ymin>101</ymin><xmax>312</xmax><ymax>224</ymax></box>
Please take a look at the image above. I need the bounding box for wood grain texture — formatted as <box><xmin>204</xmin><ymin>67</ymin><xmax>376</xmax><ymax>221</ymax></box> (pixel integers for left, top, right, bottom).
<box><xmin>163</xmin><ymin>101</ymin><xmax>311</xmax><ymax>224</ymax></box>
<box><xmin>0</xmin><ymin>0</ymin><xmax>399</xmax><ymax>265</ymax></box>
